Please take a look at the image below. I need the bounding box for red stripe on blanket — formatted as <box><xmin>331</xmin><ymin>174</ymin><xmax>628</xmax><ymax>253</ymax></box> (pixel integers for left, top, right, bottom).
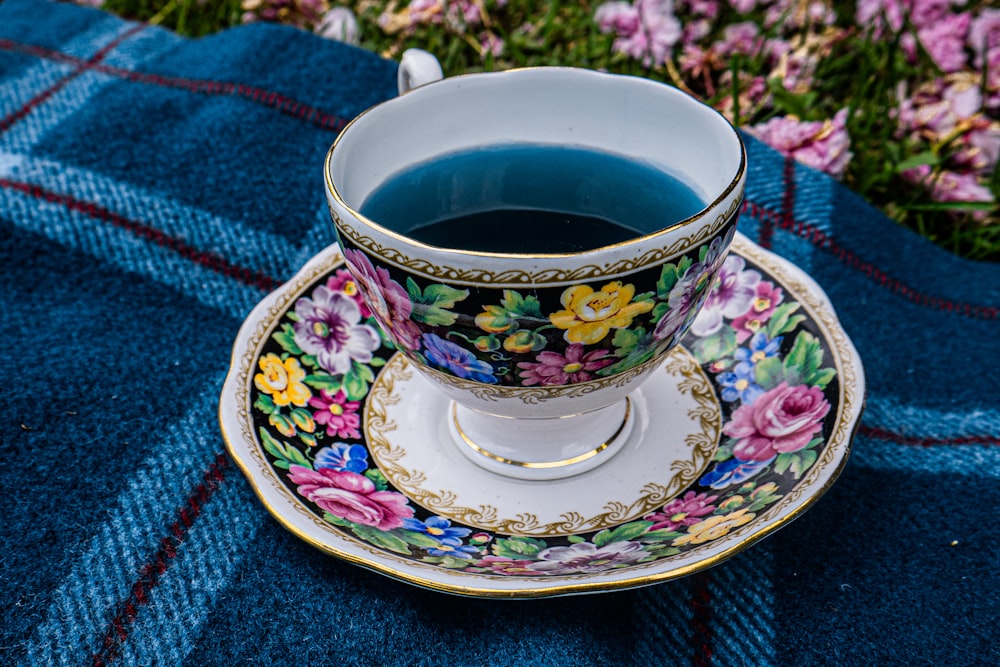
<box><xmin>91</xmin><ymin>452</ymin><xmax>230</xmax><ymax>667</ymax></box>
<box><xmin>0</xmin><ymin>179</ymin><xmax>281</xmax><ymax>292</ymax></box>
<box><xmin>689</xmin><ymin>571</ymin><xmax>714</xmax><ymax>667</ymax></box>
<box><xmin>741</xmin><ymin>200</ymin><xmax>999</xmax><ymax>320</ymax></box>
<box><xmin>0</xmin><ymin>38</ymin><xmax>350</xmax><ymax>132</ymax></box>
<box><xmin>0</xmin><ymin>25</ymin><xmax>146</xmax><ymax>133</ymax></box>
<box><xmin>860</xmin><ymin>425</ymin><xmax>1000</xmax><ymax>447</ymax></box>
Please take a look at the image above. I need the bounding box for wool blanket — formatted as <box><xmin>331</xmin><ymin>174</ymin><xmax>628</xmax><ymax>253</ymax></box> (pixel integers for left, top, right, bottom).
<box><xmin>2</xmin><ymin>0</ymin><xmax>998</xmax><ymax>664</ymax></box>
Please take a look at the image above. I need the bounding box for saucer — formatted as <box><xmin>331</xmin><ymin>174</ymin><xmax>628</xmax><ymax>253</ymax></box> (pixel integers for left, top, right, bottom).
<box><xmin>219</xmin><ymin>233</ymin><xmax>864</xmax><ymax>598</ymax></box>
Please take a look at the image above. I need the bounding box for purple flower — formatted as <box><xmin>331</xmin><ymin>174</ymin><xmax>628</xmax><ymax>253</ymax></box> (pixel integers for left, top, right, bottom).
<box><xmin>421</xmin><ymin>333</ymin><xmax>497</xmax><ymax>383</ymax></box>
<box><xmin>314</xmin><ymin>442</ymin><xmax>368</xmax><ymax>474</ymax></box>
<box><xmin>690</xmin><ymin>255</ymin><xmax>761</xmax><ymax>338</ymax></box>
<box><xmin>527</xmin><ymin>541</ymin><xmax>647</xmax><ymax>574</ymax></box>
<box><xmin>594</xmin><ymin>0</ymin><xmax>682</xmax><ymax>67</ymax></box>
<box><xmin>714</xmin><ymin>22</ymin><xmax>763</xmax><ymax>58</ymax></box>
<box><xmin>517</xmin><ymin>344</ymin><xmax>614</xmax><ymax>386</ymax></box>
<box><xmin>747</xmin><ymin>109</ymin><xmax>852</xmax><ymax>179</ymax></box>
<box><xmin>293</xmin><ymin>286</ymin><xmax>381</xmax><ymax>374</ymax></box>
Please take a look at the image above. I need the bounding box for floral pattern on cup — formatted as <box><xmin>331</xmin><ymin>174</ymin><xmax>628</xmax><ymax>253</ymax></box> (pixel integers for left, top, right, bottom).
<box><xmin>339</xmin><ymin>225</ymin><xmax>736</xmax><ymax>390</ymax></box>
<box><xmin>250</xmin><ymin>250</ymin><xmax>840</xmax><ymax>577</ymax></box>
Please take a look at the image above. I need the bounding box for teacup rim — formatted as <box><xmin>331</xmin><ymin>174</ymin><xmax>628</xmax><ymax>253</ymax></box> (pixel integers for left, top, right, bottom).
<box><xmin>324</xmin><ymin>66</ymin><xmax>747</xmax><ymax>262</ymax></box>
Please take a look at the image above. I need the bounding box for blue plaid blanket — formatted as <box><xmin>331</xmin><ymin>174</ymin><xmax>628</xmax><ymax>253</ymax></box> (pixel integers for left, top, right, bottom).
<box><xmin>2</xmin><ymin>0</ymin><xmax>998</xmax><ymax>664</ymax></box>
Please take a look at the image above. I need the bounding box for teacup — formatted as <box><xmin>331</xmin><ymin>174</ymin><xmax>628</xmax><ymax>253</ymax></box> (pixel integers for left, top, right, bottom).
<box><xmin>324</xmin><ymin>55</ymin><xmax>745</xmax><ymax>480</ymax></box>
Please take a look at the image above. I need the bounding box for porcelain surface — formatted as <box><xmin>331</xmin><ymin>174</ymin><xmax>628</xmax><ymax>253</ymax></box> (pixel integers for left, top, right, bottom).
<box><xmin>219</xmin><ymin>233</ymin><xmax>865</xmax><ymax>598</ymax></box>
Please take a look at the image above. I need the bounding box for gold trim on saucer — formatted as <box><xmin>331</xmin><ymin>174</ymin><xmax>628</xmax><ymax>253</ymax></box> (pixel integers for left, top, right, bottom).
<box><xmin>364</xmin><ymin>348</ymin><xmax>721</xmax><ymax>536</ymax></box>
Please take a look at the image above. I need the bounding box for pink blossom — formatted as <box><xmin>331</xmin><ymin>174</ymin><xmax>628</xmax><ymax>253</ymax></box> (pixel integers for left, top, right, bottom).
<box><xmin>968</xmin><ymin>8</ymin><xmax>1000</xmax><ymax>68</ymax></box>
<box><xmin>408</xmin><ymin>0</ymin><xmax>445</xmax><ymax>25</ymax></box>
<box><xmin>343</xmin><ymin>248</ymin><xmax>421</xmax><ymax>351</ymax></box>
<box><xmin>479</xmin><ymin>32</ymin><xmax>505</xmax><ymax>58</ymax></box>
<box><xmin>644</xmin><ymin>491</ymin><xmax>719</xmax><ymax>531</ymax></box>
<box><xmin>954</xmin><ymin>123</ymin><xmax>1000</xmax><ymax>173</ymax></box>
<box><xmin>309</xmin><ymin>389</ymin><xmax>362</xmax><ymax>439</ymax></box>
<box><xmin>898</xmin><ymin>77</ymin><xmax>982</xmax><ymax>137</ymax></box>
<box><xmin>326</xmin><ymin>268</ymin><xmax>371</xmax><ymax>319</ymax></box>
<box><xmin>728</xmin><ymin>0</ymin><xmax>757</xmax><ymax>13</ymax></box>
<box><xmin>748</xmin><ymin>109</ymin><xmax>852</xmax><ymax>179</ymax></box>
<box><xmin>918</xmin><ymin>13</ymin><xmax>971</xmax><ymax>73</ymax></box>
<box><xmin>901</xmin><ymin>165</ymin><xmax>995</xmax><ymax>218</ymax></box>
<box><xmin>714</xmin><ymin>22</ymin><xmax>763</xmax><ymax>58</ymax></box>
<box><xmin>517</xmin><ymin>344</ymin><xmax>614</xmax><ymax>386</ymax></box>
<box><xmin>288</xmin><ymin>465</ymin><xmax>414</xmax><ymax>529</ymax></box>
<box><xmin>731</xmin><ymin>281</ymin><xmax>785</xmax><ymax>343</ymax></box>
<box><xmin>679</xmin><ymin>0</ymin><xmax>721</xmax><ymax>19</ymax></box>
<box><xmin>725</xmin><ymin>382</ymin><xmax>831</xmax><ymax>462</ymax></box>
<box><xmin>594</xmin><ymin>0</ymin><xmax>682</xmax><ymax>67</ymax></box>
<box><xmin>767</xmin><ymin>0</ymin><xmax>836</xmax><ymax>31</ymax></box>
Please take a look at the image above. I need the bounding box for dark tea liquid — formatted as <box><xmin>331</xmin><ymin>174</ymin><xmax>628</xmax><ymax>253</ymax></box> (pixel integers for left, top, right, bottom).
<box><xmin>359</xmin><ymin>144</ymin><xmax>705</xmax><ymax>254</ymax></box>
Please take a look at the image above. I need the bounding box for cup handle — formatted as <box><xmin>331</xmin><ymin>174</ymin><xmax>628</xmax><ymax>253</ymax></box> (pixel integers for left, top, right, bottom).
<box><xmin>397</xmin><ymin>48</ymin><xmax>444</xmax><ymax>94</ymax></box>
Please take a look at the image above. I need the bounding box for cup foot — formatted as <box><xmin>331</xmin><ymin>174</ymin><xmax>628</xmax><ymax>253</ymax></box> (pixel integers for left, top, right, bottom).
<box><xmin>448</xmin><ymin>399</ymin><xmax>635</xmax><ymax>481</ymax></box>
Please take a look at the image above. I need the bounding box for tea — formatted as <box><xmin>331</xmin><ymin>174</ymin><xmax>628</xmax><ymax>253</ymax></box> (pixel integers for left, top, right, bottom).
<box><xmin>359</xmin><ymin>144</ymin><xmax>705</xmax><ymax>254</ymax></box>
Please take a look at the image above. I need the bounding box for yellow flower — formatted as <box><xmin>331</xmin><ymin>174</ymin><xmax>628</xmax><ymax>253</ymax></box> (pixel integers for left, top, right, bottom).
<box><xmin>549</xmin><ymin>281</ymin><xmax>654</xmax><ymax>345</ymax></box>
<box><xmin>254</xmin><ymin>353</ymin><xmax>311</xmax><ymax>407</ymax></box>
<box><xmin>672</xmin><ymin>509</ymin><xmax>756</xmax><ymax>546</ymax></box>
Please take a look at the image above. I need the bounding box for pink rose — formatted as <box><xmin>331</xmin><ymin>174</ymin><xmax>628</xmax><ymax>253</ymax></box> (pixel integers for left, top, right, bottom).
<box><xmin>343</xmin><ymin>248</ymin><xmax>422</xmax><ymax>350</ymax></box>
<box><xmin>725</xmin><ymin>382</ymin><xmax>831</xmax><ymax>461</ymax></box>
<box><xmin>288</xmin><ymin>465</ymin><xmax>414</xmax><ymax>530</ymax></box>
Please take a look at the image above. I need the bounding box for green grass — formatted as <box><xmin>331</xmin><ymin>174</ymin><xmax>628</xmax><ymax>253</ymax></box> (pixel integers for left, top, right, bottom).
<box><xmin>96</xmin><ymin>0</ymin><xmax>1000</xmax><ymax>261</ymax></box>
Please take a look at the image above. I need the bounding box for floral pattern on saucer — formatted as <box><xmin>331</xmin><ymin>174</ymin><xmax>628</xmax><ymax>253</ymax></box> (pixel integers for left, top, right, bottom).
<box><xmin>248</xmin><ymin>248</ymin><xmax>841</xmax><ymax>577</ymax></box>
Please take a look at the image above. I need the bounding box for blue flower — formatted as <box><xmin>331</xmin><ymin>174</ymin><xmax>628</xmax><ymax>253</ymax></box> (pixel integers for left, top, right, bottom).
<box><xmin>314</xmin><ymin>443</ymin><xmax>368</xmax><ymax>474</ymax></box>
<box><xmin>402</xmin><ymin>515</ymin><xmax>479</xmax><ymax>558</ymax></box>
<box><xmin>699</xmin><ymin>456</ymin><xmax>773</xmax><ymax>489</ymax></box>
<box><xmin>421</xmin><ymin>333</ymin><xmax>498</xmax><ymax>383</ymax></box>
<box><xmin>734</xmin><ymin>331</ymin><xmax>782</xmax><ymax>367</ymax></box>
<box><xmin>718</xmin><ymin>361</ymin><xmax>764</xmax><ymax>404</ymax></box>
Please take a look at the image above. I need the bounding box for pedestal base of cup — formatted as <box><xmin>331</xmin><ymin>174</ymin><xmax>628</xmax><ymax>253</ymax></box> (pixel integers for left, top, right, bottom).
<box><xmin>448</xmin><ymin>399</ymin><xmax>635</xmax><ymax>481</ymax></box>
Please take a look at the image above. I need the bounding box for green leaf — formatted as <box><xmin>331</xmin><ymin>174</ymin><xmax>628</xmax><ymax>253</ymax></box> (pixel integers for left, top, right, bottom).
<box><xmin>492</xmin><ymin>536</ymin><xmax>546</xmax><ymax>558</ymax></box>
<box><xmin>342</xmin><ymin>368</ymin><xmax>369</xmax><ymax>401</ymax></box>
<box><xmin>611</xmin><ymin>326</ymin><xmax>645</xmax><ymax>357</ymax></box>
<box><xmin>253</xmin><ymin>394</ymin><xmax>276</xmax><ymax>415</ymax></box>
<box><xmin>567</xmin><ymin>535</ymin><xmax>586</xmax><ymax>544</ymax></box>
<box><xmin>365</xmin><ymin>468</ymin><xmax>388</xmax><ymax>491</ymax></box>
<box><xmin>783</xmin><ymin>332</ymin><xmax>824</xmax><ymax>386</ymax></box>
<box><xmin>369</xmin><ymin>357</ymin><xmax>387</xmax><ymax>368</ymax></box>
<box><xmin>354</xmin><ymin>360</ymin><xmax>375</xmax><ymax>384</ymax></box>
<box><xmin>273</xmin><ymin>323</ymin><xmax>302</xmax><ymax>355</ymax></box>
<box><xmin>656</xmin><ymin>264</ymin><xmax>680</xmax><ymax>298</ymax></box>
<box><xmin>789</xmin><ymin>449</ymin><xmax>818</xmax><ymax>478</ymax></box>
<box><xmin>350</xmin><ymin>524</ymin><xmax>411</xmax><ymax>555</ymax></box>
<box><xmin>304</xmin><ymin>373</ymin><xmax>343</xmax><ymax>391</ymax></box>
<box><xmin>895</xmin><ymin>150</ymin><xmax>940</xmax><ymax>172</ymax></box>
<box><xmin>405</xmin><ymin>276</ymin><xmax>422</xmax><ymax>302</ymax></box>
<box><xmin>437</xmin><ymin>555</ymin><xmax>474</xmax><ymax>569</ymax></box>
<box><xmin>323</xmin><ymin>512</ymin><xmax>352</xmax><ymax>527</ymax></box>
<box><xmin>395</xmin><ymin>529</ymin><xmax>442</xmax><ymax>549</ymax></box>
<box><xmin>411</xmin><ymin>303</ymin><xmax>460</xmax><ymax>327</ymax></box>
<box><xmin>639</xmin><ymin>529</ymin><xmax>685</xmax><ymax>543</ymax></box>
<box><xmin>259</xmin><ymin>426</ymin><xmax>283</xmax><ymax>457</ymax></box>
<box><xmin>601</xmin><ymin>520</ymin><xmax>654</xmax><ymax>545</ymax></box>
<box><xmin>693</xmin><ymin>327</ymin><xmax>737</xmax><ymax>364</ymax></box>
<box><xmin>501</xmin><ymin>289</ymin><xmax>544</xmax><ymax>318</ymax></box>
<box><xmin>765</xmin><ymin>302</ymin><xmax>803</xmax><ymax>338</ymax></box>
<box><xmin>809</xmin><ymin>367</ymin><xmax>837</xmax><ymax>390</ymax></box>
<box><xmin>753</xmin><ymin>356</ymin><xmax>787</xmax><ymax>390</ymax></box>
<box><xmin>773</xmin><ymin>452</ymin><xmax>794</xmax><ymax>475</ymax></box>
<box><xmin>422</xmin><ymin>283</ymin><xmax>470</xmax><ymax>308</ymax></box>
